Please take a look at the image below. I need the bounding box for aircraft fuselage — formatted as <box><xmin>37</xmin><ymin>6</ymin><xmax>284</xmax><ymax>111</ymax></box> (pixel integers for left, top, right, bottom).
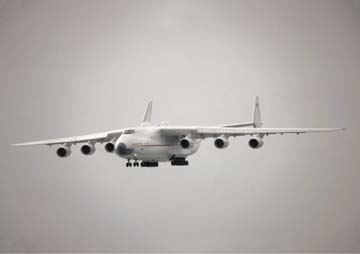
<box><xmin>115</xmin><ymin>127</ymin><xmax>201</xmax><ymax>162</ymax></box>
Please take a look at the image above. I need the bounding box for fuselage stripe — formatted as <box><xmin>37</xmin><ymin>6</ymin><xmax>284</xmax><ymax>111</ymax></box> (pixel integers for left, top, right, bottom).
<box><xmin>131</xmin><ymin>144</ymin><xmax>179</xmax><ymax>147</ymax></box>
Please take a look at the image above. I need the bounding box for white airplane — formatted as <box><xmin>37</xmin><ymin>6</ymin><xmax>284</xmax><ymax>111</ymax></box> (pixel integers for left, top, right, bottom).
<box><xmin>12</xmin><ymin>97</ymin><xmax>344</xmax><ymax>167</ymax></box>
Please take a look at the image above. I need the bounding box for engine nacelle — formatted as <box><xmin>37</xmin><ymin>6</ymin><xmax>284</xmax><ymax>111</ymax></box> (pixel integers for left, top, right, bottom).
<box><xmin>104</xmin><ymin>142</ymin><xmax>115</xmax><ymax>153</ymax></box>
<box><xmin>180</xmin><ymin>138</ymin><xmax>194</xmax><ymax>149</ymax></box>
<box><xmin>56</xmin><ymin>146</ymin><xmax>71</xmax><ymax>158</ymax></box>
<box><xmin>81</xmin><ymin>143</ymin><xmax>96</xmax><ymax>155</ymax></box>
<box><xmin>214</xmin><ymin>136</ymin><xmax>229</xmax><ymax>149</ymax></box>
<box><xmin>248</xmin><ymin>137</ymin><xmax>264</xmax><ymax>149</ymax></box>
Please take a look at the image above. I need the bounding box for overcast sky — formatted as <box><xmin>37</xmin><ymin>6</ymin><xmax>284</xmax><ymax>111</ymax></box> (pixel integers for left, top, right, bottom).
<box><xmin>0</xmin><ymin>0</ymin><xmax>359</xmax><ymax>252</ymax></box>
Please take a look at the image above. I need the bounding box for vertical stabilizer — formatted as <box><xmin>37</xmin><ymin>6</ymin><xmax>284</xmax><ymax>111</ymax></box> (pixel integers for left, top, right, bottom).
<box><xmin>142</xmin><ymin>100</ymin><xmax>152</xmax><ymax>124</ymax></box>
<box><xmin>253</xmin><ymin>96</ymin><xmax>262</xmax><ymax>128</ymax></box>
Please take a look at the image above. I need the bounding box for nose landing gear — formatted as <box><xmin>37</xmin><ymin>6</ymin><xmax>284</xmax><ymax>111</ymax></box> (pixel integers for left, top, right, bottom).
<box><xmin>126</xmin><ymin>159</ymin><xmax>138</xmax><ymax>167</ymax></box>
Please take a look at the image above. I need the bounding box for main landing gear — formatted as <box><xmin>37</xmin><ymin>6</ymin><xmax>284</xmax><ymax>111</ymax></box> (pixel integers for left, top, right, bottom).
<box><xmin>140</xmin><ymin>161</ymin><xmax>159</xmax><ymax>167</ymax></box>
<box><xmin>125</xmin><ymin>160</ymin><xmax>158</xmax><ymax>167</ymax></box>
<box><xmin>171</xmin><ymin>157</ymin><xmax>189</xmax><ymax>166</ymax></box>
<box><xmin>125</xmin><ymin>158</ymin><xmax>189</xmax><ymax>167</ymax></box>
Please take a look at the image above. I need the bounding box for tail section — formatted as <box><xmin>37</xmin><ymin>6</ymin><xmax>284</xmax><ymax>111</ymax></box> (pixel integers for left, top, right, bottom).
<box><xmin>220</xmin><ymin>96</ymin><xmax>263</xmax><ymax>128</ymax></box>
<box><xmin>252</xmin><ymin>96</ymin><xmax>262</xmax><ymax>128</ymax></box>
<box><xmin>142</xmin><ymin>100</ymin><xmax>152</xmax><ymax>125</ymax></box>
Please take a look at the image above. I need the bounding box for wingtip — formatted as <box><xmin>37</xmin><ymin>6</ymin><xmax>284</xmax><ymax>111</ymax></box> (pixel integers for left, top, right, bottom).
<box><xmin>332</xmin><ymin>127</ymin><xmax>346</xmax><ymax>132</ymax></box>
<box><xmin>11</xmin><ymin>143</ymin><xmax>25</xmax><ymax>146</ymax></box>
<box><xmin>10</xmin><ymin>142</ymin><xmax>39</xmax><ymax>147</ymax></box>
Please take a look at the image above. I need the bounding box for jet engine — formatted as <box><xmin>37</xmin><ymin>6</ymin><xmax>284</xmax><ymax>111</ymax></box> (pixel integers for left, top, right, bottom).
<box><xmin>56</xmin><ymin>146</ymin><xmax>71</xmax><ymax>158</ymax></box>
<box><xmin>248</xmin><ymin>137</ymin><xmax>264</xmax><ymax>149</ymax></box>
<box><xmin>81</xmin><ymin>143</ymin><xmax>96</xmax><ymax>155</ymax></box>
<box><xmin>214</xmin><ymin>136</ymin><xmax>229</xmax><ymax>149</ymax></box>
<box><xmin>104</xmin><ymin>142</ymin><xmax>115</xmax><ymax>153</ymax></box>
<box><xmin>180</xmin><ymin>138</ymin><xmax>194</xmax><ymax>149</ymax></box>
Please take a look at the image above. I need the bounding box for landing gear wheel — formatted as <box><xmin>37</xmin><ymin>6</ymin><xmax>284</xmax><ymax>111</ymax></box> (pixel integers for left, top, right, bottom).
<box><xmin>140</xmin><ymin>161</ymin><xmax>159</xmax><ymax>167</ymax></box>
<box><xmin>171</xmin><ymin>157</ymin><xmax>189</xmax><ymax>166</ymax></box>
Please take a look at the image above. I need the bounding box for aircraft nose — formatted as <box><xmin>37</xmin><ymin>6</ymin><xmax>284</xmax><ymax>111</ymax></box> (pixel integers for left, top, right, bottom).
<box><xmin>116</xmin><ymin>142</ymin><xmax>134</xmax><ymax>155</ymax></box>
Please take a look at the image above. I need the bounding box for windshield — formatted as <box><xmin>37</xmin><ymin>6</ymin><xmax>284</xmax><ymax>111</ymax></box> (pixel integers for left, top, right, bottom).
<box><xmin>124</xmin><ymin>129</ymin><xmax>135</xmax><ymax>135</ymax></box>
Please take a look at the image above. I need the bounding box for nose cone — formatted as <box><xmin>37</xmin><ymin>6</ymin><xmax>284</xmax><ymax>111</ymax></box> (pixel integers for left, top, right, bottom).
<box><xmin>116</xmin><ymin>142</ymin><xmax>134</xmax><ymax>156</ymax></box>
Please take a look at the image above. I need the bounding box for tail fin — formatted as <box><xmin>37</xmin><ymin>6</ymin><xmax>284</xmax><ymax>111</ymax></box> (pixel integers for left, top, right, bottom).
<box><xmin>142</xmin><ymin>100</ymin><xmax>152</xmax><ymax>124</ymax></box>
<box><xmin>219</xmin><ymin>96</ymin><xmax>263</xmax><ymax>128</ymax></box>
<box><xmin>253</xmin><ymin>96</ymin><xmax>262</xmax><ymax>128</ymax></box>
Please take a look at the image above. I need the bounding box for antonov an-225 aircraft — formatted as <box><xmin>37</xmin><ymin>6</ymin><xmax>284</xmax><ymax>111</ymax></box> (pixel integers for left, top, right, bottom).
<box><xmin>12</xmin><ymin>97</ymin><xmax>344</xmax><ymax>167</ymax></box>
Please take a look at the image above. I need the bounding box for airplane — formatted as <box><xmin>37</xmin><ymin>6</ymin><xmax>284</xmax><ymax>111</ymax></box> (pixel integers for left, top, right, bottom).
<box><xmin>12</xmin><ymin>97</ymin><xmax>344</xmax><ymax>167</ymax></box>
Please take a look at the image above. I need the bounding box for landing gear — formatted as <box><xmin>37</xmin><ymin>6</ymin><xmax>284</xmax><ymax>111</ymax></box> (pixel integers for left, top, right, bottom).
<box><xmin>124</xmin><ymin>157</ymin><xmax>140</xmax><ymax>167</ymax></box>
<box><xmin>126</xmin><ymin>159</ymin><xmax>156</xmax><ymax>167</ymax></box>
<box><xmin>140</xmin><ymin>161</ymin><xmax>159</xmax><ymax>167</ymax></box>
<box><xmin>126</xmin><ymin>159</ymin><xmax>133</xmax><ymax>167</ymax></box>
<box><xmin>171</xmin><ymin>157</ymin><xmax>189</xmax><ymax>166</ymax></box>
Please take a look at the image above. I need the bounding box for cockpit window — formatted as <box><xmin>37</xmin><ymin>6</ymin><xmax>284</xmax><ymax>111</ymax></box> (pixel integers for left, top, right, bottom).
<box><xmin>124</xmin><ymin>129</ymin><xmax>135</xmax><ymax>135</ymax></box>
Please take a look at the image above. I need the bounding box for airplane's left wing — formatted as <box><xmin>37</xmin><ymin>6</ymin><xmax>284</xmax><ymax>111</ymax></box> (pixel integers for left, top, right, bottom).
<box><xmin>160</xmin><ymin>126</ymin><xmax>345</xmax><ymax>138</ymax></box>
<box><xmin>12</xmin><ymin>129</ymin><xmax>123</xmax><ymax>146</ymax></box>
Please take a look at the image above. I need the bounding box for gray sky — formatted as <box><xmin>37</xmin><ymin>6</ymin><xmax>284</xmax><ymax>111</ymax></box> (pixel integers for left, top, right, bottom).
<box><xmin>0</xmin><ymin>0</ymin><xmax>359</xmax><ymax>252</ymax></box>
